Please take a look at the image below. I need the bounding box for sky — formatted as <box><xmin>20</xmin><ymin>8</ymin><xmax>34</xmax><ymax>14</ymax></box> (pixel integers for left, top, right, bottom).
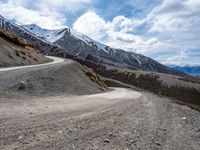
<box><xmin>0</xmin><ymin>0</ymin><xmax>200</xmax><ymax>66</ymax></box>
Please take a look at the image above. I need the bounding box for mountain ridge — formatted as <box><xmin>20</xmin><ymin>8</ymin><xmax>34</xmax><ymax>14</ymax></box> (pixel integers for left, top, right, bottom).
<box><xmin>22</xmin><ymin>24</ymin><xmax>185</xmax><ymax>76</ymax></box>
<box><xmin>0</xmin><ymin>16</ymin><xmax>184</xmax><ymax>76</ymax></box>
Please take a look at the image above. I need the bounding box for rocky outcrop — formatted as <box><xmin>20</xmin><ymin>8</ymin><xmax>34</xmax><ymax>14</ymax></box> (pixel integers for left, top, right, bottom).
<box><xmin>84</xmin><ymin>66</ymin><xmax>108</xmax><ymax>91</ymax></box>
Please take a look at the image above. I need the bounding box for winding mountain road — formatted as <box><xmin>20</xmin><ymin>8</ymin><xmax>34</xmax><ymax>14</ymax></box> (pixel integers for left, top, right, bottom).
<box><xmin>0</xmin><ymin>57</ymin><xmax>200</xmax><ymax>150</ymax></box>
<box><xmin>0</xmin><ymin>56</ymin><xmax>65</xmax><ymax>72</ymax></box>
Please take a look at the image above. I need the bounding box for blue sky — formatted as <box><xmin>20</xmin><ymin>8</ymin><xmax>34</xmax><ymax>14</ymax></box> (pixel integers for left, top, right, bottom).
<box><xmin>0</xmin><ymin>0</ymin><xmax>200</xmax><ymax>66</ymax></box>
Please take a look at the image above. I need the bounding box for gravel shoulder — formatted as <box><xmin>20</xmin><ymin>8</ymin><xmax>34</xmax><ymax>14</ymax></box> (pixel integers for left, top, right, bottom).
<box><xmin>0</xmin><ymin>88</ymin><xmax>200</xmax><ymax>150</ymax></box>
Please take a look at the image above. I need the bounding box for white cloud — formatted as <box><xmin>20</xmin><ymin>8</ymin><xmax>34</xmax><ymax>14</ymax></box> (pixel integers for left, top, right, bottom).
<box><xmin>40</xmin><ymin>0</ymin><xmax>93</xmax><ymax>12</ymax></box>
<box><xmin>148</xmin><ymin>0</ymin><xmax>200</xmax><ymax>34</ymax></box>
<box><xmin>73</xmin><ymin>11</ymin><xmax>175</xmax><ymax>57</ymax></box>
<box><xmin>73</xmin><ymin>12</ymin><xmax>109</xmax><ymax>40</ymax></box>
<box><xmin>0</xmin><ymin>1</ymin><xmax>66</xmax><ymax>29</ymax></box>
<box><xmin>0</xmin><ymin>0</ymin><xmax>199</xmax><ymax>65</ymax></box>
<box><xmin>73</xmin><ymin>0</ymin><xmax>200</xmax><ymax>65</ymax></box>
<box><xmin>0</xmin><ymin>0</ymin><xmax>94</xmax><ymax>29</ymax></box>
<box><xmin>161</xmin><ymin>50</ymin><xmax>200</xmax><ymax>66</ymax></box>
<box><xmin>146</xmin><ymin>0</ymin><xmax>200</xmax><ymax>65</ymax></box>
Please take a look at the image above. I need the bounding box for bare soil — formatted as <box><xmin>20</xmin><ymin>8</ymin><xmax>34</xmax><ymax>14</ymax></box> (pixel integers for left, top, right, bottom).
<box><xmin>0</xmin><ymin>88</ymin><xmax>200</xmax><ymax>150</ymax></box>
<box><xmin>0</xmin><ymin>57</ymin><xmax>200</xmax><ymax>150</ymax></box>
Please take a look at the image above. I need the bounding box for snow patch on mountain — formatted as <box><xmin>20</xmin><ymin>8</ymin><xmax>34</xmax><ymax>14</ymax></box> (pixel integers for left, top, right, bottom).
<box><xmin>0</xmin><ymin>21</ymin><xmax>181</xmax><ymax>76</ymax></box>
<box><xmin>71</xmin><ymin>29</ymin><xmax>109</xmax><ymax>53</ymax></box>
<box><xmin>22</xmin><ymin>24</ymin><xmax>110</xmax><ymax>53</ymax></box>
<box><xmin>46</xmin><ymin>29</ymin><xmax>68</xmax><ymax>43</ymax></box>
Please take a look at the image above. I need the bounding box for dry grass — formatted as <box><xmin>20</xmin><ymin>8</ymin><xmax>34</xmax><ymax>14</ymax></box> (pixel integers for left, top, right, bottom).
<box><xmin>0</xmin><ymin>29</ymin><xmax>33</xmax><ymax>49</ymax></box>
<box><xmin>84</xmin><ymin>67</ymin><xmax>108</xmax><ymax>91</ymax></box>
<box><xmin>71</xmin><ymin>59</ymin><xmax>200</xmax><ymax>111</ymax></box>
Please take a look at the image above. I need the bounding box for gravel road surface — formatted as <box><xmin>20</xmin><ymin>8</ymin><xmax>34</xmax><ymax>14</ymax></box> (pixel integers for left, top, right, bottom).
<box><xmin>0</xmin><ymin>88</ymin><xmax>200</xmax><ymax>150</ymax></box>
<box><xmin>0</xmin><ymin>57</ymin><xmax>200</xmax><ymax>150</ymax></box>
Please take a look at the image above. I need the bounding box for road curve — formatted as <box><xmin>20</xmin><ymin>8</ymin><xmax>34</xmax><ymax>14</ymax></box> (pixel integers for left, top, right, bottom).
<box><xmin>0</xmin><ymin>57</ymin><xmax>200</xmax><ymax>150</ymax></box>
<box><xmin>0</xmin><ymin>56</ymin><xmax>65</xmax><ymax>72</ymax></box>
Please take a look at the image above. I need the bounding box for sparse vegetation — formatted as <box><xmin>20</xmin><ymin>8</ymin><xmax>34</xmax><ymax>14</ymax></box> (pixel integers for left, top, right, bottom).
<box><xmin>84</xmin><ymin>67</ymin><xmax>108</xmax><ymax>91</ymax></box>
<box><xmin>0</xmin><ymin>29</ymin><xmax>33</xmax><ymax>49</ymax></box>
<box><xmin>73</xmin><ymin>59</ymin><xmax>200</xmax><ymax>111</ymax></box>
<box><xmin>0</xmin><ymin>29</ymin><xmax>50</xmax><ymax>67</ymax></box>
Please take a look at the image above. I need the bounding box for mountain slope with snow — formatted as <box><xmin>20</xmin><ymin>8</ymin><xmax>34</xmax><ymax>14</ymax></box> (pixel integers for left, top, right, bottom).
<box><xmin>0</xmin><ymin>16</ymin><xmax>184</xmax><ymax>76</ymax></box>
<box><xmin>23</xmin><ymin>24</ymin><xmax>183</xmax><ymax>75</ymax></box>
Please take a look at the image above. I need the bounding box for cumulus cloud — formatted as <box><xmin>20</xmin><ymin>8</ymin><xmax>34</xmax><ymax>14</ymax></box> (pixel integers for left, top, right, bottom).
<box><xmin>73</xmin><ymin>12</ymin><xmax>109</xmax><ymax>40</ymax></box>
<box><xmin>148</xmin><ymin>0</ymin><xmax>200</xmax><ymax>33</ymax></box>
<box><xmin>0</xmin><ymin>1</ymin><xmax>65</xmax><ymax>29</ymax></box>
<box><xmin>73</xmin><ymin>11</ymin><xmax>175</xmax><ymax>56</ymax></box>
<box><xmin>146</xmin><ymin>0</ymin><xmax>200</xmax><ymax>65</ymax></box>
<box><xmin>0</xmin><ymin>0</ymin><xmax>199</xmax><ymax>65</ymax></box>
<box><xmin>0</xmin><ymin>0</ymin><xmax>94</xmax><ymax>29</ymax></box>
<box><xmin>73</xmin><ymin>0</ymin><xmax>200</xmax><ymax>65</ymax></box>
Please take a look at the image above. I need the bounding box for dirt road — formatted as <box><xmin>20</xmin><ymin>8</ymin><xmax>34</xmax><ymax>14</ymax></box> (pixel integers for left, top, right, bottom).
<box><xmin>0</xmin><ymin>56</ymin><xmax>65</xmax><ymax>72</ymax></box>
<box><xmin>0</xmin><ymin>88</ymin><xmax>200</xmax><ymax>150</ymax></box>
<box><xmin>0</xmin><ymin>57</ymin><xmax>200</xmax><ymax>150</ymax></box>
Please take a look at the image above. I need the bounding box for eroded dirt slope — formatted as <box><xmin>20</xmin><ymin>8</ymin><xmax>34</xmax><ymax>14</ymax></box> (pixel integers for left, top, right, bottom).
<box><xmin>0</xmin><ymin>57</ymin><xmax>106</xmax><ymax>96</ymax></box>
<box><xmin>0</xmin><ymin>29</ymin><xmax>49</xmax><ymax>67</ymax></box>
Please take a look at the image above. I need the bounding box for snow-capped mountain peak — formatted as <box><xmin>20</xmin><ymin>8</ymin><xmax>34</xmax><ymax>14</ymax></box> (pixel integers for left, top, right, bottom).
<box><xmin>22</xmin><ymin>24</ymin><xmax>57</xmax><ymax>38</ymax></box>
<box><xmin>0</xmin><ymin>16</ymin><xmax>184</xmax><ymax>76</ymax></box>
<box><xmin>22</xmin><ymin>24</ymin><xmax>110</xmax><ymax>53</ymax></box>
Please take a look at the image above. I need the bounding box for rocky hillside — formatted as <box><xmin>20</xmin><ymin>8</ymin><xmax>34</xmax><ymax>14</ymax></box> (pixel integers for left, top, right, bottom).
<box><xmin>0</xmin><ymin>15</ymin><xmax>183</xmax><ymax>76</ymax></box>
<box><xmin>0</xmin><ymin>29</ymin><xmax>49</xmax><ymax>67</ymax></box>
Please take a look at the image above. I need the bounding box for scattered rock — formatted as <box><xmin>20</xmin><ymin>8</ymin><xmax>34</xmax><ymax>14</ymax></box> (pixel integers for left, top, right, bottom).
<box><xmin>196</xmin><ymin>129</ymin><xmax>200</xmax><ymax>132</ymax></box>
<box><xmin>182</xmin><ymin>117</ymin><xmax>187</xmax><ymax>120</ymax></box>
<box><xmin>18</xmin><ymin>81</ymin><xmax>27</xmax><ymax>90</ymax></box>
<box><xmin>108</xmin><ymin>132</ymin><xmax>113</xmax><ymax>137</ymax></box>
<box><xmin>155</xmin><ymin>141</ymin><xmax>161</xmax><ymax>146</ymax></box>
<box><xmin>103</xmin><ymin>138</ymin><xmax>110</xmax><ymax>143</ymax></box>
<box><xmin>58</xmin><ymin>130</ymin><xmax>62</xmax><ymax>134</ymax></box>
<box><xmin>18</xmin><ymin>136</ymin><xmax>23</xmax><ymax>139</ymax></box>
<box><xmin>74</xmin><ymin>137</ymin><xmax>78</xmax><ymax>141</ymax></box>
<box><xmin>130</xmin><ymin>140</ymin><xmax>135</xmax><ymax>143</ymax></box>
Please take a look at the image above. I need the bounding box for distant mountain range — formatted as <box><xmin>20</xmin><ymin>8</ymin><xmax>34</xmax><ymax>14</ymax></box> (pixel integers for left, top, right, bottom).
<box><xmin>0</xmin><ymin>15</ymin><xmax>184</xmax><ymax>76</ymax></box>
<box><xmin>171</xmin><ymin>65</ymin><xmax>200</xmax><ymax>77</ymax></box>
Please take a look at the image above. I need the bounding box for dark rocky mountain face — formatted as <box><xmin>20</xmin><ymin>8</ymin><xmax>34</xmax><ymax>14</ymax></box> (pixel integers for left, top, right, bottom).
<box><xmin>56</xmin><ymin>30</ymin><xmax>183</xmax><ymax>73</ymax></box>
<box><xmin>0</xmin><ymin>15</ymin><xmax>184</xmax><ymax>76</ymax></box>
<box><xmin>42</xmin><ymin>27</ymin><xmax>184</xmax><ymax>76</ymax></box>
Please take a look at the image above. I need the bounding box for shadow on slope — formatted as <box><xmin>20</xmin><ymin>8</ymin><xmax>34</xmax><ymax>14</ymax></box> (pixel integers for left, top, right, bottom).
<box><xmin>0</xmin><ymin>60</ymin><xmax>108</xmax><ymax>97</ymax></box>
